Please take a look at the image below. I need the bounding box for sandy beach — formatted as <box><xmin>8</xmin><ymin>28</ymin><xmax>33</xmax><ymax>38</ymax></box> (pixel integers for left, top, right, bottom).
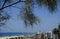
<box><xmin>0</xmin><ymin>35</ymin><xmax>25</xmax><ymax>39</ymax></box>
<box><xmin>0</xmin><ymin>35</ymin><xmax>33</xmax><ymax>39</ymax></box>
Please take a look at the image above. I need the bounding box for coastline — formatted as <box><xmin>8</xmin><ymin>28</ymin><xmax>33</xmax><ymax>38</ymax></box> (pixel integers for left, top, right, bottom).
<box><xmin>0</xmin><ymin>33</ymin><xmax>35</xmax><ymax>39</ymax></box>
<box><xmin>0</xmin><ymin>35</ymin><xmax>24</xmax><ymax>39</ymax></box>
<box><xmin>0</xmin><ymin>35</ymin><xmax>33</xmax><ymax>39</ymax></box>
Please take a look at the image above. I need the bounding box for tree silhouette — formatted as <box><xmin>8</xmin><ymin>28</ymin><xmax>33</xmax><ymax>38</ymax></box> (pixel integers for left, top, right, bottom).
<box><xmin>0</xmin><ymin>0</ymin><xmax>58</xmax><ymax>26</ymax></box>
<box><xmin>52</xmin><ymin>25</ymin><xmax>60</xmax><ymax>39</ymax></box>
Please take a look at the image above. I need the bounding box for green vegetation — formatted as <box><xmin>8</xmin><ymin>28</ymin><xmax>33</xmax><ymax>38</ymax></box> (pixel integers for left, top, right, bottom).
<box><xmin>52</xmin><ymin>25</ymin><xmax>60</xmax><ymax>39</ymax></box>
<box><xmin>0</xmin><ymin>0</ymin><xmax>58</xmax><ymax>27</ymax></box>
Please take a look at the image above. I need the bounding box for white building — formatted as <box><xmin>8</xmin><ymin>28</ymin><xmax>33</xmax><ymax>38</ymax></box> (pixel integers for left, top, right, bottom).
<box><xmin>46</xmin><ymin>31</ymin><xmax>58</xmax><ymax>39</ymax></box>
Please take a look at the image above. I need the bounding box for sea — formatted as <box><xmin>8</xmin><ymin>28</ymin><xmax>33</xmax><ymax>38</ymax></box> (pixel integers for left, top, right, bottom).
<box><xmin>0</xmin><ymin>32</ymin><xmax>35</xmax><ymax>37</ymax></box>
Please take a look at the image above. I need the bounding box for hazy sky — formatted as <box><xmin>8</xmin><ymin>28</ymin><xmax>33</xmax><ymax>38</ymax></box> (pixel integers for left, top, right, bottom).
<box><xmin>0</xmin><ymin>1</ymin><xmax>60</xmax><ymax>33</ymax></box>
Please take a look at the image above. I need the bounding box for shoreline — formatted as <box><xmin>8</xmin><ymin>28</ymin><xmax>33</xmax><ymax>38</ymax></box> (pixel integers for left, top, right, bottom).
<box><xmin>0</xmin><ymin>35</ymin><xmax>24</xmax><ymax>39</ymax></box>
<box><xmin>0</xmin><ymin>35</ymin><xmax>34</xmax><ymax>39</ymax></box>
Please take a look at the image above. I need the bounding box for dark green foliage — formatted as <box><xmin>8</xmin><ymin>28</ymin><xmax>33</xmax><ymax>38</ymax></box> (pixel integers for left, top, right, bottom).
<box><xmin>58</xmin><ymin>25</ymin><xmax>60</xmax><ymax>29</ymax></box>
<box><xmin>0</xmin><ymin>12</ymin><xmax>10</xmax><ymax>26</ymax></box>
<box><xmin>52</xmin><ymin>28</ymin><xmax>58</xmax><ymax>34</ymax></box>
<box><xmin>20</xmin><ymin>6</ymin><xmax>39</xmax><ymax>26</ymax></box>
<box><xmin>19</xmin><ymin>0</ymin><xmax>40</xmax><ymax>27</ymax></box>
<box><xmin>36</xmin><ymin>0</ymin><xmax>57</xmax><ymax>12</ymax></box>
<box><xmin>52</xmin><ymin>24</ymin><xmax>60</xmax><ymax>39</ymax></box>
<box><xmin>0</xmin><ymin>0</ymin><xmax>58</xmax><ymax>27</ymax></box>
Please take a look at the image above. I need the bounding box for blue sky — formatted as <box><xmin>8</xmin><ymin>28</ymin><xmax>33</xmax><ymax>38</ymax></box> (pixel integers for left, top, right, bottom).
<box><xmin>0</xmin><ymin>1</ymin><xmax>60</xmax><ymax>33</ymax></box>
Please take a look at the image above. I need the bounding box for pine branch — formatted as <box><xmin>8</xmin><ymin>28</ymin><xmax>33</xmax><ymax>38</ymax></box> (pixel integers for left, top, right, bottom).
<box><xmin>0</xmin><ymin>0</ymin><xmax>25</xmax><ymax>10</ymax></box>
<box><xmin>2</xmin><ymin>0</ymin><xmax>6</xmax><ymax>8</ymax></box>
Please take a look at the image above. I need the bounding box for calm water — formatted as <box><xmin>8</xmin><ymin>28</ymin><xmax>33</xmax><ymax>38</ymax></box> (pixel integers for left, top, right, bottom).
<box><xmin>0</xmin><ymin>32</ymin><xmax>35</xmax><ymax>37</ymax></box>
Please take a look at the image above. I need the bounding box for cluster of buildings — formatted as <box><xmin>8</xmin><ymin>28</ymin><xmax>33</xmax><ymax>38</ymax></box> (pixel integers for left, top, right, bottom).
<box><xmin>34</xmin><ymin>31</ymin><xmax>58</xmax><ymax>39</ymax></box>
<box><xmin>0</xmin><ymin>31</ymin><xmax>58</xmax><ymax>39</ymax></box>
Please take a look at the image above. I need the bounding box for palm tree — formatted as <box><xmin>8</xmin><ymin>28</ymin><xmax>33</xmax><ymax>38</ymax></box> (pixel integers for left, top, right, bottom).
<box><xmin>0</xmin><ymin>0</ymin><xmax>58</xmax><ymax>27</ymax></box>
<box><xmin>52</xmin><ymin>25</ymin><xmax>60</xmax><ymax>39</ymax></box>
